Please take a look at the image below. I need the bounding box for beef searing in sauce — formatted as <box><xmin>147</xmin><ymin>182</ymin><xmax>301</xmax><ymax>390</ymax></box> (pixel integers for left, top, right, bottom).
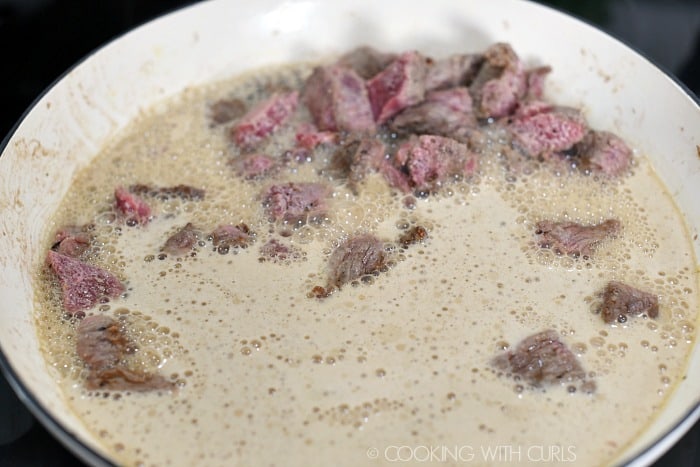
<box><xmin>564</xmin><ymin>130</ymin><xmax>633</xmax><ymax>176</ymax></box>
<box><xmin>336</xmin><ymin>46</ymin><xmax>398</xmax><ymax>80</ymax></box>
<box><xmin>492</xmin><ymin>330</ymin><xmax>594</xmax><ymax>391</ymax></box>
<box><xmin>424</xmin><ymin>53</ymin><xmax>484</xmax><ymax>92</ymax></box>
<box><xmin>598</xmin><ymin>281</ymin><xmax>659</xmax><ymax>324</ymax></box>
<box><xmin>389</xmin><ymin>87</ymin><xmax>477</xmax><ymax>137</ymax></box>
<box><xmin>535</xmin><ymin>219</ymin><xmax>621</xmax><ymax>257</ymax></box>
<box><xmin>398</xmin><ymin>225</ymin><xmax>428</xmax><ymax>247</ymax></box>
<box><xmin>114</xmin><ymin>186</ymin><xmax>152</xmax><ymax>226</ymax></box>
<box><xmin>210</xmin><ymin>224</ymin><xmax>253</xmax><ymax>254</ymax></box>
<box><xmin>76</xmin><ymin>315</ymin><xmax>175</xmax><ymax>391</ymax></box>
<box><xmin>391</xmin><ymin>134</ymin><xmax>479</xmax><ymax>193</ymax></box>
<box><xmin>302</xmin><ymin>65</ymin><xmax>377</xmax><ymax>134</ymax></box>
<box><xmin>327</xmin><ymin>234</ymin><xmax>386</xmax><ymax>289</ymax></box>
<box><xmin>52</xmin><ymin>224</ymin><xmax>93</xmax><ymax>258</ymax></box>
<box><xmin>295</xmin><ymin>123</ymin><xmax>338</xmax><ymax>150</ymax></box>
<box><xmin>129</xmin><ymin>184</ymin><xmax>206</xmax><ymax>201</ymax></box>
<box><xmin>325</xmin><ymin>138</ymin><xmax>386</xmax><ymax>191</ymax></box>
<box><xmin>508</xmin><ymin>102</ymin><xmax>587</xmax><ymax>159</ymax></box>
<box><xmin>162</xmin><ymin>223</ymin><xmax>202</xmax><ymax>256</ymax></box>
<box><xmin>366</xmin><ymin>51</ymin><xmax>429</xmax><ymax>124</ymax></box>
<box><xmin>263</xmin><ymin>182</ymin><xmax>331</xmax><ymax>224</ymax></box>
<box><xmin>231</xmin><ymin>91</ymin><xmax>299</xmax><ymax>150</ymax></box>
<box><xmin>259</xmin><ymin>238</ymin><xmax>302</xmax><ymax>263</ymax></box>
<box><xmin>208</xmin><ymin>98</ymin><xmax>247</xmax><ymax>125</ymax></box>
<box><xmin>46</xmin><ymin>251</ymin><xmax>125</xmax><ymax>317</ymax></box>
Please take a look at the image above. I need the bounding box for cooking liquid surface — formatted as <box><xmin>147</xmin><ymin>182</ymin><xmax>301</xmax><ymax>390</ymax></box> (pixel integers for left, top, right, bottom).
<box><xmin>34</xmin><ymin>65</ymin><xmax>698</xmax><ymax>466</ymax></box>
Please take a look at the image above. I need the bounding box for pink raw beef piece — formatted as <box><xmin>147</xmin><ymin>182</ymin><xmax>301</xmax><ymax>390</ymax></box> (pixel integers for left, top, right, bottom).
<box><xmin>114</xmin><ymin>186</ymin><xmax>152</xmax><ymax>225</ymax></box>
<box><xmin>366</xmin><ymin>51</ymin><xmax>428</xmax><ymax>124</ymax></box>
<box><xmin>231</xmin><ymin>91</ymin><xmax>298</xmax><ymax>149</ymax></box>
<box><xmin>46</xmin><ymin>250</ymin><xmax>125</xmax><ymax>315</ymax></box>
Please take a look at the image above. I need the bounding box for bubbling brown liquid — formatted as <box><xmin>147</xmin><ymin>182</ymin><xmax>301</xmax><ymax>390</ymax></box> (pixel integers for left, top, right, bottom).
<box><xmin>34</xmin><ymin>64</ymin><xmax>698</xmax><ymax>466</ymax></box>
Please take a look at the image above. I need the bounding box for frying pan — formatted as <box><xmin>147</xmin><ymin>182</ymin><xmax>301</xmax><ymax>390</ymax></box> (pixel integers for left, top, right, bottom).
<box><xmin>0</xmin><ymin>0</ymin><xmax>699</xmax><ymax>465</ymax></box>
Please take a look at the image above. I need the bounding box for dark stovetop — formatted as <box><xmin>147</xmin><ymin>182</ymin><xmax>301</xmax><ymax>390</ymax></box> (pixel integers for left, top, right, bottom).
<box><xmin>0</xmin><ymin>0</ymin><xmax>699</xmax><ymax>465</ymax></box>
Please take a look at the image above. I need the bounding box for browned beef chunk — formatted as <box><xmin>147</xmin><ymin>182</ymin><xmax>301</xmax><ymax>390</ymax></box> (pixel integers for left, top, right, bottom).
<box><xmin>390</xmin><ymin>87</ymin><xmax>476</xmax><ymax>136</ymax></box>
<box><xmin>46</xmin><ymin>251</ymin><xmax>125</xmax><ymax>316</ymax></box>
<box><xmin>162</xmin><ymin>223</ymin><xmax>201</xmax><ymax>256</ymax></box>
<box><xmin>470</xmin><ymin>43</ymin><xmax>528</xmax><ymax>119</ymax></box>
<box><xmin>295</xmin><ymin>123</ymin><xmax>338</xmax><ymax>149</ymax></box>
<box><xmin>328</xmin><ymin>234</ymin><xmax>386</xmax><ymax>288</ymax></box>
<box><xmin>535</xmin><ymin>219</ymin><xmax>620</xmax><ymax>257</ymax></box>
<box><xmin>210</xmin><ymin>224</ymin><xmax>253</xmax><ymax>253</ymax></box>
<box><xmin>394</xmin><ymin>134</ymin><xmax>479</xmax><ymax>192</ymax></box>
<box><xmin>259</xmin><ymin>238</ymin><xmax>302</xmax><ymax>262</ymax></box>
<box><xmin>231</xmin><ymin>91</ymin><xmax>298</xmax><ymax>150</ymax></box>
<box><xmin>599</xmin><ymin>281</ymin><xmax>659</xmax><ymax>324</ymax></box>
<box><xmin>398</xmin><ymin>225</ymin><xmax>428</xmax><ymax>246</ymax></box>
<box><xmin>425</xmin><ymin>53</ymin><xmax>484</xmax><ymax>91</ymax></box>
<box><xmin>129</xmin><ymin>184</ymin><xmax>205</xmax><ymax>201</ymax></box>
<box><xmin>366</xmin><ymin>51</ymin><xmax>428</xmax><ymax>124</ymax></box>
<box><xmin>493</xmin><ymin>330</ymin><xmax>588</xmax><ymax>386</ymax></box>
<box><xmin>508</xmin><ymin>101</ymin><xmax>588</xmax><ymax>158</ymax></box>
<box><xmin>114</xmin><ymin>186</ymin><xmax>152</xmax><ymax>226</ymax></box>
<box><xmin>302</xmin><ymin>65</ymin><xmax>376</xmax><ymax>134</ymax></box>
<box><xmin>208</xmin><ymin>98</ymin><xmax>247</xmax><ymax>125</ymax></box>
<box><xmin>263</xmin><ymin>182</ymin><xmax>330</xmax><ymax>223</ymax></box>
<box><xmin>326</xmin><ymin>138</ymin><xmax>386</xmax><ymax>190</ymax></box>
<box><xmin>231</xmin><ymin>153</ymin><xmax>276</xmax><ymax>179</ymax></box>
<box><xmin>380</xmin><ymin>161</ymin><xmax>412</xmax><ymax>193</ymax></box>
<box><xmin>525</xmin><ymin>66</ymin><xmax>552</xmax><ymax>100</ymax></box>
<box><xmin>336</xmin><ymin>46</ymin><xmax>397</xmax><ymax>79</ymax></box>
<box><xmin>52</xmin><ymin>225</ymin><xmax>92</xmax><ymax>258</ymax></box>
<box><xmin>76</xmin><ymin>315</ymin><xmax>174</xmax><ymax>391</ymax></box>
<box><xmin>76</xmin><ymin>315</ymin><xmax>128</xmax><ymax>369</ymax></box>
<box><xmin>86</xmin><ymin>366</ymin><xmax>174</xmax><ymax>391</ymax></box>
<box><xmin>567</xmin><ymin>130</ymin><xmax>632</xmax><ymax>176</ymax></box>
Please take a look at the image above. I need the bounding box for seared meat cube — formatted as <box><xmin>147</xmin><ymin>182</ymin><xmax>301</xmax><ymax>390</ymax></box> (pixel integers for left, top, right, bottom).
<box><xmin>232</xmin><ymin>153</ymin><xmax>276</xmax><ymax>179</ymax></box>
<box><xmin>77</xmin><ymin>315</ymin><xmax>174</xmax><ymax>391</ymax></box>
<box><xmin>380</xmin><ymin>161</ymin><xmax>412</xmax><ymax>194</ymax></box>
<box><xmin>535</xmin><ymin>219</ymin><xmax>620</xmax><ymax>257</ymax></box>
<box><xmin>336</xmin><ymin>46</ymin><xmax>397</xmax><ymax>79</ymax></box>
<box><xmin>366</xmin><ymin>51</ymin><xmax>428</xmax><ymax>124</ymax></box>
<box><xmin>263</xmin><ymin>182</ymin><xmax>330</xmax><ymax>224</ymax></box>
<box><xmin>394</xmin><ymin>134</ymin><xmax>479</xmax><ymax>192</ymax></box>
<box><xmin>328</xmin><ymin>234</ymin><xmax>386</xmax><ymax>288</ymax></box>
<box><xmin>210</xmin><ymin>223</ymin><xmax>253</xmax><ymax>253</ymax></box>
<box><xmin>114</xmin><ymin>186</ymin><xmax>152</xmax><ymax>225</ymax></box>
<box><xmin>129</xmin><ymin>184</ymin><xmax>205</xmax><ymax>201</ymax></box>
<box><xmin>493</xmin><ymin>330</ymin><xmax>589</xmax><ymax>387</ymax></box>
<box><xmin>52</xmin><ymin>225</ymin><xmax>92</xmax><ymax>258</ymax></box>
<box><xmin>259</xmin><ymin>238</ymin><xmax>302</xmax><ymax>262</ymax></box>
<box><xmin>76</xmin><ymin>315</ymin><xmax>128</xmax><ymax>369</ymax></box>
<box><xmin>398</xmin><ymin>225</ymin><xmax>428</xmax><ymax>246</ymax></box>
<box><xmin>231</xmin><ymin>91</ymin><xmax>298</xmax><ymax>150</ymax></box>
<box><xmin>470</xmin><ymin>43</ymin><xmax>528</xmax><ymax>119</ymax></box>
<box><xmin>46</xmin><ymin>251</ymin><xmax>125</xmax><ymax>315</ymax></box>
<box><xmin>525</xmin><ymin>66</ymin><xmax>552</xmax><ymax>100</ymax></box>
<box><xmin>85</xmin><ymin>366</ymin><xmax>175</xmax><ymax>391</ymax></box>
<box><xmin>302</xmin><ymin>65</ymin><xmax>376</xmax><ymax>134</ymax></box>
<box><xmin>390</xmin><ymin>87</ymin><xmax>476</xmax><ymax>137</ymax></box>
<box><xmin>162</xmin><ymin>223</ymin><xmax>201</xmax><ymax>256</ymax></box>
<box><xmin>569</xmin><ymin>130</ymin><xmax>632</xmax><ymax>176</ymax></box>
<box><xmin>208</xmin><ymin>97</ymin><xmax>247</xmax><ymax>125</ymax></box>
<box><xmin>425</xmin><ymin>53</ymin><xmax>484</xmax><ymax>91</ymax></box>
<box><xmin>599</xmin><ymin>281</ymin><xmax>659</xmax><ymax>324</ymax></box>
<box><xmin>509</xmin><ymin>101</ymin><xmax>588</xmax><ymax>158</ymax></box>
<box><xmin>326</xmin><ymin>138</ymin><xmax>386</xmax><ymax>190</ymax></box>
<box><xmin>295</xmin><ymin>123</ymin><xmax>338</xmax><ymax>149</ymax></box>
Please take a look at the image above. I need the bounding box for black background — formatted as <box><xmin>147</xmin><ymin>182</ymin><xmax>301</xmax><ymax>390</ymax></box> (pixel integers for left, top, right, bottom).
<box><xmin>0</xmin><ymin>0</ymin><xmax>699</xmax><ymax>465</ymax></box>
